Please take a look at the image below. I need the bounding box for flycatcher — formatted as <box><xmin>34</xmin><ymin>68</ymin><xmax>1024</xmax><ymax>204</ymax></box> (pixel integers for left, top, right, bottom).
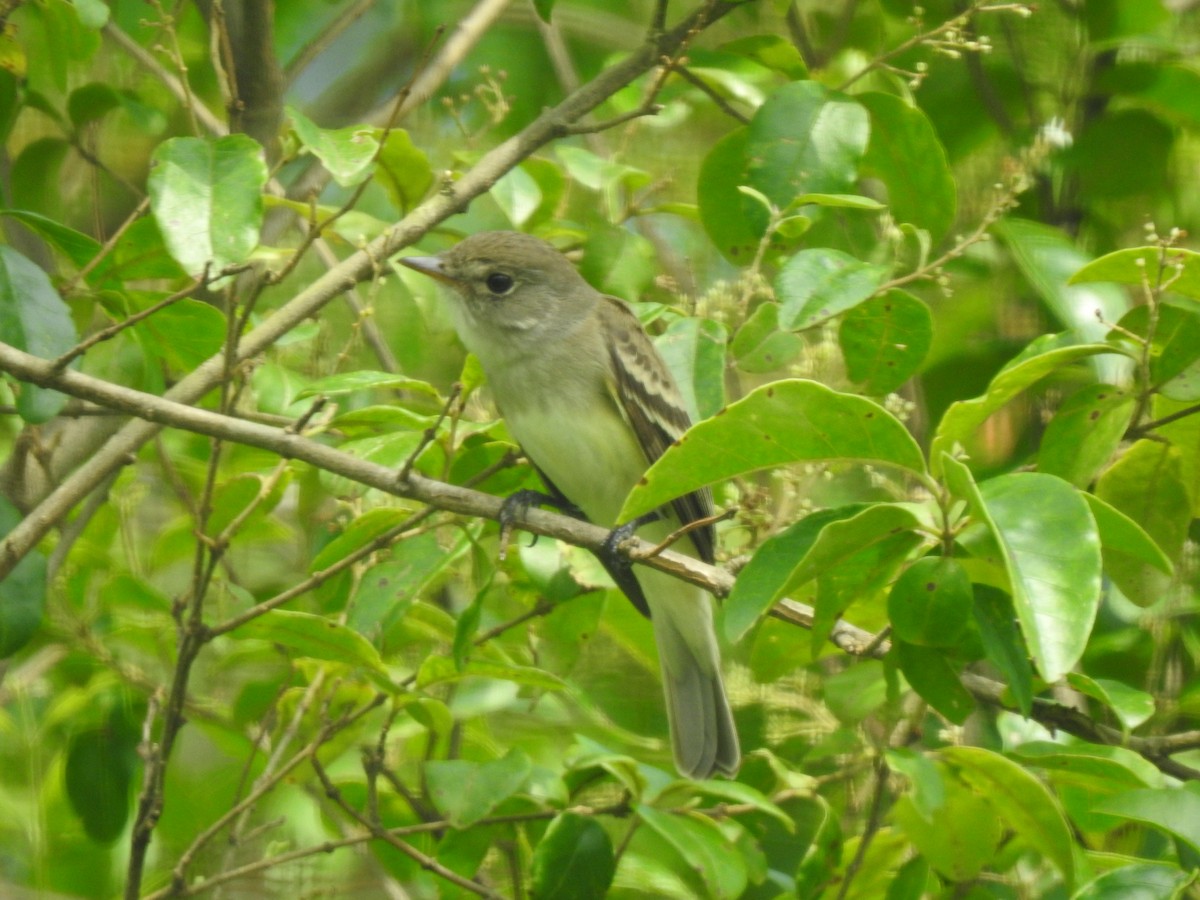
<box><xmin>400</xmin><ymin>231</ymin><xmax>739</xmax><ymax>778</ymax></box>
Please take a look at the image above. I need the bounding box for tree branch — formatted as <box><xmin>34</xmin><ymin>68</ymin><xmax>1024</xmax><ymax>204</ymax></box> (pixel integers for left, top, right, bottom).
<box><xmin>4</xmin><ymin>340</ymin><xmax>1197</xmax><ymax>780</ymax></box>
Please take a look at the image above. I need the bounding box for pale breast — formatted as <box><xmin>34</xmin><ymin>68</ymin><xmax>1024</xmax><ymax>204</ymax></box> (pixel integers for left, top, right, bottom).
<box><xmin>500</xmin><ymin>361</ymin><xmax>645</xmax><ymax>528</ymax></box>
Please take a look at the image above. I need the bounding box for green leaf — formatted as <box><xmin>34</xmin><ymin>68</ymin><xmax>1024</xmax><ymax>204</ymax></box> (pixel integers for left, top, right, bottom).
<box><xmin>65</xmin><ymin>721</ymin><xmax>136</xmax><ymax>843</ymax></box>
<box><xmin>858</xmin><ymin>92</ymin><xmax>956</xmax><ymax>241</ymax></box>
<box><xmin>229</xmin><ymin>608</ymin><xmax>388</xmax><ymax>674</ymax></box>
<box><xmin>972</xmin><ymin>584</ymin><xmax>1033</xmax><ymax>715</ymax></box>
<box><xmin>1084</xmin><ymin>493</ymin><xmax>1175</xmax><ymax>582</ymax></box>
<box><xmin>67</xmin><ymin>81</ymin><xmax>119</xmax><ymax>127</ymax></box>
<box><xmin>425</xmin><ymin>750</ymin><xmax>532</xmax><ymax>828</ymax></box>
<box><xmin>783</xmin><ymin>503</ymin><xmax>922</xmax><ymax>650</ymax></box>
<box><xmin>622</xmin><ymin>380</ymin><xmax>927</xmax><ymax>523</ymax></box>
<box><xmin>349</xmin><ymin>532</ymin><xmax>457</xmax><ymax>643</ymax></box>
<box><xmin>112</xmin><ymin>216</ymin><xmax>185</xmax><ymax>281</ymax></box>
<box><xmin>311</xmin><ymin>508</ymin><xmax>411</xmax><ymax>572</ymax></box>
<box><xmin>0</xmin><ymin>244</ymin><xmax>77</xmax><ymax>422</ymax></box>
<box><xmin>68</xmin><ymin>0</ymin><xmax>109</xmax><ymax>28</ymax></box>
<box><xmin>0</xmin><ymin>496</ymin><xmax>45</xmax><ymax>658</ymax></box>
<box><xmin>557</xmin><ymin>146</ymin><xmax>649</xmax><ymax>194</ymax></box>
<box><xmin>531</xmin><ymin>813</ymin><xmax>615</xmax><ymax>900</ymax></box>
<box><xmin>886</xmin><ymin>857</ymin><xmax>931</xmax><ymax>900</ymax></box>
<box><xmin>532</xmin><ymin>0</ymin><xmax>556</xmax><ymax>21</ymax></box>
<box><xmin>790</xmin><ymin>192</ymin><xmax>884</xmax><ymax>210</ymax></box>
<box><xmin>824</xmin><ymin>659</ymin><xmax>888</xmax><ymax>724</ymax></box>
<box><xmin>654</xmin><ymin>316</ymin><xmax>727</xmax><ymax>420</ymax></box>
<box><xmin>892</xmin><ymin>782</ymin><xmax>1001</xmax><ymax>881</ymax></box>
<box><xmin>492</xmin><ymin>166</ymin><xmax>542</xmax><ymax>228</ymax></box>
<box><xmin>1070</xmin><ymin>245</ymin><xmax>1200</xmax><ymax>300</ymax></box>
<box><xmin>687</xmin><ymin>779</ymin><xmax>794</xmax><ymax>830</ymax></box>
<box><xmin>930</xmin><ymin>342</ymin><xmax>1121</xmax><ymax>476</ymax></box>
<box><xmin>1156</xmin><ymin>394</ymin><xmax>1200</xmax><ymax>517</ymax></box>
<box><xmin>887</xmin><ymin>556</ymin><xmax>973</xmax><ymax>648</ymax></box>
<box><xmin>943</xmin><ymin>462</ymin><xmax>1101</xmax><ymax>683</ymax></box>
<box><xmin>995</xmin><ymin>220</ymin><xmax>1130</xmax><ymax>372</ymax></box>
<box><xmin>375</xmin><ymin>128</ymin><xmax>433</xmax><ymax>214</ymax></box>
<box><xmin>134</xmin><ymin>297</ymin><xmax>228</xmax><ymax>370</ymax></box>
<box><xmin>11</xmin><ymin>138</ymin><xmax>70</xmax><ymax>218</ymax></box>
<box><xmin>288</xmin><ymin>106</ymin><xmax>379</xmax><ymax>187</ymax></box>
<box><xmin>1095</xmin><ymin>440</ymin><xmax>1190</xmax><ymax>605</ymax></box>
<box><xmin>840</xmin><ymin>289</ymin><xmax>933</xmax><ymax>395</ymax></box>
<box><xmin>1093</xmin><ymin>788</ymin><xmax>1200</xmax><ymax>856</ymax></box>
<box><xmin>811</xmin><ymin>524</ymin><xmax>923</xmax><ymax>657</ymax></box>
<box><xmin>724</xmin><ymin>505</ymin><xmax>863</xmax><ymax>643</ymax></box>
<box><xmin>940</xmin><ymin>746</ymin><xmax>1075</xmax><ymax>888</ymax></box>
<box><xmin>0</xmin><ymin>209</ymin><xmax>105</xmax><ymax>278</ymax></box>
<box><xmin>1073</xmin><ymin>864</ymin><xmax>1192</xmax><ymax>900</ymax></box>
<box><xmin>697</xmin><ymin>127</ymin><xmax>763</xmax><ymax>263</ymax></box>
<box><xmin>746</xmin><ymin>81</ymin><xmax>869</xmax><ymax>214</ymax></box>
<box><xmin>204</xmin><ymin>475</ymin><xmax>266</xmax><ymax>537</ymax></box>
<box><xmin>415</xmin><ymin>656</ymin><xmax>566</xmax><ymax>692</ymax></box>
<box><xmin>719</xmin><ymin>35</ymin><xmax>808</xmax><ymax>79</ymax></box>
<box><xmin>1037</xmin><ymin>384</ymin><xmax>1135</xmax><ymax>487</ymax></box>
<box><xmin>886</xmin><ymin>747</ymin><xmax>945</xmax><ymax>821</ymax></box>
<box><xmin>1073</xmin><ymin>108</ymin><xmax>1173</xmax><ymax>201</ymax></box>
<box><xmin>637</xmin><ymin>805</ymin><xmax>748</xmax><ymax>900</ymax></box>
<box><xmin>774</xmin><ymin>248</ymin><xmax>888</xmax><ymax>330</ymax></box>
<box><xmin>730</xmin><ymin>302</ymin><xmax>803</xmax><ymax>373</ymax></box>
<box><xmin>893</xmin><ymin>640</ymin><xmax>974</xmax><ymax>724</ymax></box>
<box><xmin>1067</xmin><ymin>673</ymin><xmax>1155</xmax><ymax>730</ymax></box>
<box><xmin>148</xmin><ymin>134</ymin><xmax>267</xmax><ymax>276</ymax></box>
<box><xmin>1115</xmin><ymin>303</ymin><xmax>1200</xmax><ymax>400</ymax></box>
<box><xmin>794</xmin><ymin>795</ymin><xmax>844</xmax><ymax>894</ymax></box>
<box><xmin>1011</xmin><ymin>741</ymin><xmax>1160</xmax><ymax>791</ymax></box>
<box><xmin>296</xmin><ymin>370</ymin><xmax>441</xmax><ymax>400</ymax></box>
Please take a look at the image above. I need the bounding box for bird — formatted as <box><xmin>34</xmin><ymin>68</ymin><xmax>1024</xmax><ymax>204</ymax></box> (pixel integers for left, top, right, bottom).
<box><xmin>400</xmin><ymin>230</ymin><xmax>739</xmax><ymax>778</ymax></box>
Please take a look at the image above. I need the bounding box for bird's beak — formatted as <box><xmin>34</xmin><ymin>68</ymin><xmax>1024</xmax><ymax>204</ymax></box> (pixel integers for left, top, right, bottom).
<box><xmin>399</xmin><ymin>254</ymin><xmax>458</xmax><ymax>286</ymax></box>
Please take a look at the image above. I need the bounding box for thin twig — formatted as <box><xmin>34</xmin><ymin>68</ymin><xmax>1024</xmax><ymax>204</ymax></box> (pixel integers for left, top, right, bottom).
<box><xmin>627</xmin><ymin>508</ymin><xmax>736</xmax><ymax>561</ymax></box>
<box><xmin>284</xmin><ymin>0</ymin><xmax>380</xmax><ymax>82</ymax></box>
<box><xmin>62</xmin><ymin>197</ymin><xmax>151</xmax><ymax>293</ymax></box>
<box><xmin>1130</xmin><ymin>401</ymin><xmax>1200</xmax><ymax>438</ymax></box>
<box><xmin>311</xmin><ymin>755</ymin><xmax>506</xmax><ymax>899</ymax></box>
<box><xmin>104</xmin><ymin>15</ymin><xmax>225</xmax><ymax>135</ymax></box>
<box><xmin>52</xmin><ymin>267</ymin><xmax>224</xmax><ymax>371</ymax></box>
<box><xmin>675</xmin><ymin>66</ymin><xmax>751</xmax><ymax>124</ymax></box>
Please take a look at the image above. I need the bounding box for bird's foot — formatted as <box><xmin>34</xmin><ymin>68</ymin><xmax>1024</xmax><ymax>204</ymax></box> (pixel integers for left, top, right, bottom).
<box><xmin>597</xmin><ymin>512</ymin><xmax>660</xmax><ymax>617</ymax></box>
<box><xmin>497</xmin><ymin>489</ymin><xmax>582</xmax><ymax>559</ymax></box>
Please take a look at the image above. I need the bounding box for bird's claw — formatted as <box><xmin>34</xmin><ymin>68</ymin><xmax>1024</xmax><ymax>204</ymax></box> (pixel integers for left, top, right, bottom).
<box><xmin>497</xmin><ymin>489</ymin><xmax>583</xmax><ymax>560</ymax></box>
<box><xmin>596</xmin><ymin>512</ymin><xmax>661</xmax><ymax>613</ymax></box>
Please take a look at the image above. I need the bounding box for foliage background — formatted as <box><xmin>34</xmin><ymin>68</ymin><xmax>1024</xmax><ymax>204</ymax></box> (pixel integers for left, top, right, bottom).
<box><xmin>1</xmin><ymin>0</ymin><xmax>1200</xmax><ymax>897</ymax></box>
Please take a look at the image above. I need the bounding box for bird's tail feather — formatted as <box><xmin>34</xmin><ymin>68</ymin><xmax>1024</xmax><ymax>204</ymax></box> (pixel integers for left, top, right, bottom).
<box><xmin>641</xmin><ymin>569</ymin><xmax>740</xmax><ymax>779</ymax></box>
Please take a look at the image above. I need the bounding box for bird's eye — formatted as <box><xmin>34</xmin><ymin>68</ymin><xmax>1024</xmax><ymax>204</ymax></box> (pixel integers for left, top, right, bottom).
<box><xmin>485</xmin><ymin>272</ymin><xmax>514</xmax><ymax>295</ymax></box>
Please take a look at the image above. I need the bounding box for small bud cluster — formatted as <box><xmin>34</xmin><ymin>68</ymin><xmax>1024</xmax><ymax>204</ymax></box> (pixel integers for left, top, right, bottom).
<box><xmin>890</xmin><ymin>2</ymin><xmax>1033</xmax><ymax>91</ymax></box>
<box><xmin>440</xmin><ymin>66</ymin><xmax>512</xmax><ymax>141</ymax></box>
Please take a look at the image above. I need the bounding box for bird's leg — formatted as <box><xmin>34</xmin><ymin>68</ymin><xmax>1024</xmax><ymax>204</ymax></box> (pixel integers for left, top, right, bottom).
<box><xmin>497</xmin><ymin>489</ymin><xmax>584</xmax><ymax>559</ymax></box>
<box><xmin>596</xmin><ymin>512</ymin><xmax>661</xmax><ymax>618</ymax></box>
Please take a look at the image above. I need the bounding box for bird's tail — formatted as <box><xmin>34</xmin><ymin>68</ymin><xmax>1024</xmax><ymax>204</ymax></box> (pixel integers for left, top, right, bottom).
<box><xmin>640</xmin><ymin>567</ymin><xmax>740</xmax><ymax>779</ymax></box>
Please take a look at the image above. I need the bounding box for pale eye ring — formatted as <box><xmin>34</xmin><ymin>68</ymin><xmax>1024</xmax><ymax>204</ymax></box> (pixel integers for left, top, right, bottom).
<box><xmin>485</xmin><ymin>272</ymin><xmax>514</xmax><ymax>295</ymax></box>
